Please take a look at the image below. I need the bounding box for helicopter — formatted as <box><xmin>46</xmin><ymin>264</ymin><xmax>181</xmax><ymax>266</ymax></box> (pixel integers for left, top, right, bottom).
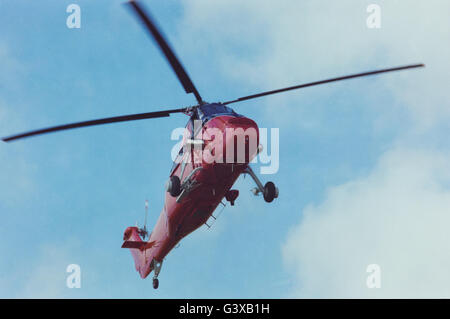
<box><xmin>2</xmin><ymin>1</ymin><xmax>424</xmax><ymax>289</ymax></box>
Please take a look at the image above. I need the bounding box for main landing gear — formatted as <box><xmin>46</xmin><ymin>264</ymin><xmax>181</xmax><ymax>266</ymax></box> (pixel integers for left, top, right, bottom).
<box><xmin>152</xmin><ymin>259</ymin><xmax>163</xmax><ymax>289</ymax></box>
<box><xmin>245</xmin><ymin>166</ymin><xmax>279</xmax><ymax>203</ymax></box>
<box><xmin>165</xmin><ymin>175</ymin><xmax>182</xmax><ymax>197</ymax></box>
<box><xmin>166</xmin><ymin>167</ymin><xmax>203</xmax><ymax>202</ymax></box>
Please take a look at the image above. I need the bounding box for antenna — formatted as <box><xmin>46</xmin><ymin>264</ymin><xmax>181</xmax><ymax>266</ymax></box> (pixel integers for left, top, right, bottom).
<box><xmin>144</xmin><ymin>199</ymin><xmax>149</xmax><ymax>229</ymax></box>
<box><xmin>138</xmin><ymin>200</ymin><xmax>149</xmax><ymax>239</ymax></box>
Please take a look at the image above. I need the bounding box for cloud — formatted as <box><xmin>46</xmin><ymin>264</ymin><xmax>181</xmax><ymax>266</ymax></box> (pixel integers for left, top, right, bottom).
<box><xmin>179</xmin><ymin>1</ymin><xmax>450</xmax><ymax>298</ymax></box>
<box><xmin>0</xmin><ymin>44</ymin><xmax>38</xmax><ymax>207</ymax></box>
<box><xmin>21</xmin><ymin>242</ymin><xmax>81</xmax><ymax>298</ymax></box>
<box><xmin>0</xmin><ymin>43</ymin><xmax>25</xmax><ymax>90</ymax></box>
<box><xmin>0</xmin><ymin>239</ymin><xmax>86</xmax><ymax>298</ymax></box>
<box><xmin>282</xmin><ymin>147</ymin><xmax>450</xmax><ymax>298</ymax></box>
<box><xmin>180</xmin><ymin>0</ymin><xmax>450</xmax><ymax>129</ymax></box>
<box><xmin>0</xmin><ymin>1</ymin><xmax>448</xmax><ymax>299</ymax></box>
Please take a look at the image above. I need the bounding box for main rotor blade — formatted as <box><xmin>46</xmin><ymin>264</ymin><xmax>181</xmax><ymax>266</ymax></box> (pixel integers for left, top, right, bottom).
<box><xmin>2</xmin><ymin>108</ymin><xmax>186</xmax><ymax>142</ymax></box>
<box><xmin>127</xmin><ymin>1</ymin><xmax>203</xmax><ymax>104</ymax></box>
<box><xmin>223</xmin><ymin>64</ymin><xmax>425</xmax><ymax>105</ymax></box>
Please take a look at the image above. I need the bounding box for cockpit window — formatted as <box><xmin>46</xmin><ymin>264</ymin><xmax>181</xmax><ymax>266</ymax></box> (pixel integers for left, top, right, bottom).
<box><xmin>197</xmin><ymin>104</ymin><xmax>241</xmax><ymax>124</ymax></box>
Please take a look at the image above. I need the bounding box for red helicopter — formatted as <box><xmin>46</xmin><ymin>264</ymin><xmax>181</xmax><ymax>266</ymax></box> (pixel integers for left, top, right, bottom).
<box><xmin>2</xmin><ymin>1</ymin><xmax>424</xmax><ymax>289</ymax></box>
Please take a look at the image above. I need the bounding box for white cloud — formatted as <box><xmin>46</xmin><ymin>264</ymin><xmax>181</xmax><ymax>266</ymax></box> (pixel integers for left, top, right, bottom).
<box><xmin>0</xmin><ymin>45</ymin><xmax>37</xmax><ymax>206</ymax></box>
<box><xmin>0</xmin><ymin>1</ymin><xmax>448</xmax><ymax>299</ymax></box>
<box><xmin>179</xmin><ymin>1</ymin><xmax>450</xmax><ymax>298</ymax></box>
<box><xmin>0</xmin><ymin>240</ymin><xmax>86</xmax><ymax>298</ymax></box>
<box><xmin>21</xmin><ymin>243</ymin><xmax>77</xmax><ymax>298</ymax></box>
<box><xmin>180</xmin><ymin>0</ymin><xmax>450</xmax><ymax>129</ymax></box>
<box><xmin>0</xmin><ymin>43</ymin><xmax>25</xmax><ymax>89</ymax></box>
<box><xmin>282</xmin><ymin>147</ymin><xmax>450</xmax><ymax>298</ymax></box>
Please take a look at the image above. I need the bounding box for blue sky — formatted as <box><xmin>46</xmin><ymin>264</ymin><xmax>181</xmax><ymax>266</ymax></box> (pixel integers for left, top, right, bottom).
<box><xmin>1</xmin><ymin>0</ymin><xmax>449</xmax><ymax>298</ymax></box>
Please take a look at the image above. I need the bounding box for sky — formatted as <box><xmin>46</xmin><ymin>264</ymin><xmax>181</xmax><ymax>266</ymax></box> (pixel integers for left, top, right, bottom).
<box><xmin>0</xmin><ymin>0</ymin><xmax>449</xmax><ymax>298</ymax></box>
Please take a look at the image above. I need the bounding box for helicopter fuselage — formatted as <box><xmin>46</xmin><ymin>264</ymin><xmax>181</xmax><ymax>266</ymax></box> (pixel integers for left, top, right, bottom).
<box><xmin>123</xmin><ymin>110</ymin><xmax>259</xmax><ymax>278</ymax></box>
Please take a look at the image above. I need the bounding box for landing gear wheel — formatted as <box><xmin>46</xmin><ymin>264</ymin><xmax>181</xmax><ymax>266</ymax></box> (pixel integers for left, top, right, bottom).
<box><xmin>152</xmin><ymin>278</ymin><xmax>159</xmax><ymax>289</ymax></box>
<box><xmin>166</xmin><ymin>175</ymin><xmax>181</xmax><ymax>197</ymax></box>
<box><xmin>263</xmin><ymin>182</ymin><xmax>277</xmax><ymax>203</ymax></box>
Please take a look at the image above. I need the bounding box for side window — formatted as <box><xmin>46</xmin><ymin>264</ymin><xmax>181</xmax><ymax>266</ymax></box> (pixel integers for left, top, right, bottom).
<box><xmin>170</xmin><ymin>147</ymin><xmax>183</xmax><ymax>174</ymax></box>
<box><xmin>186</xmin><ymin>119</ymin><xmax>193</xmax><ymax>134</ymax></box>
<box><xmin>170</xmin><ymin>119</ymin><xmax>192</xmax><ymax>174</ymax></box>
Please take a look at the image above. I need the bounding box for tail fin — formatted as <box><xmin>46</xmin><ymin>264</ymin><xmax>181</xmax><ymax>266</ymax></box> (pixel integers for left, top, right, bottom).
<box><xmin>122</xmin><ymin>226</ymin><xmax>155</xmax><ymax>278</ymax></box>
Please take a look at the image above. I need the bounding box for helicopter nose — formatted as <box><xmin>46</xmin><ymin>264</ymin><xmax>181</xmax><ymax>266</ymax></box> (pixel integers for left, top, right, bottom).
<box><xmin>224</xmin><ymin>117</ymin><xmax>259</xmax><ymax>164</ymax></box>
